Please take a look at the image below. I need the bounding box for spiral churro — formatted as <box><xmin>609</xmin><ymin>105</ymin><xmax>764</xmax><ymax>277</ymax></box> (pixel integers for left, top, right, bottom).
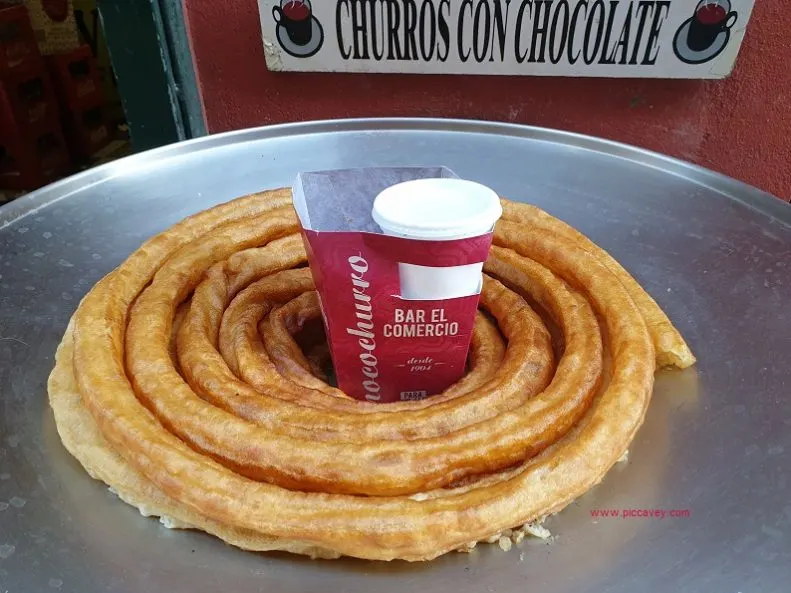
<box><xmin>48</xmin><ymin>189</ymin><xmax>694</xmax><ymax>561</ymax></box>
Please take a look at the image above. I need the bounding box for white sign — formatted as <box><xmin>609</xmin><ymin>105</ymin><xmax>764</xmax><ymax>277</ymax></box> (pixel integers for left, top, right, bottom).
<box><xmin>260</xmin><ymin>0</ymin><xmax>754</xmax><ymax>78</ymax></box>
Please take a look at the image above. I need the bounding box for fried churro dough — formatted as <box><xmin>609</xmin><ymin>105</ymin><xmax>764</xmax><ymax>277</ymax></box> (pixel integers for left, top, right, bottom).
<box><xmin>49</xmin><ymin>189</ymin><xmax>693</xmax><ymax>561</ymax></box>
<box><xmin>499</xmin><ymin>201</ymin><xmax>695</xmax><ymax>369</ymax></box>
<box><xmin>258</xmin><ymin>290</ymin><xmax>508</xmax><ymax>403</ymax></box>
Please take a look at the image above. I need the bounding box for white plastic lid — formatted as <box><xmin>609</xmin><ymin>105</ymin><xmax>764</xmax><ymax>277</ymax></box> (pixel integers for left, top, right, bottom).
<box><xmin>372</xmin><ymin>178</ymin><xmax>502</xmax><ymax>240</ymax></box>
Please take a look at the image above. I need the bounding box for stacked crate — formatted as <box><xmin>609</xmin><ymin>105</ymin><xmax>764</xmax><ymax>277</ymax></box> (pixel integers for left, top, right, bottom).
<box><xmin>0</xmin><ymin>3</ymin><xmax>70</xmax><ymax>190</ymax></box>
<box><xmin>45</xmin><ymin>43</ymin><xmax>109</xmax><ymax>161</ymax></box>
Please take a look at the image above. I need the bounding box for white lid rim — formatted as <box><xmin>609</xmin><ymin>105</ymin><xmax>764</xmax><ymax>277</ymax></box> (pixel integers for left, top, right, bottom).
<box><xmin>372</xmin><ymin>211</ymin><xmax>501</xmax><ymax>239</ymax></box>
<box><xmin>372</xmin><ymin>179</ymin><xmax>503</xmax><ymax>239</ymax></box>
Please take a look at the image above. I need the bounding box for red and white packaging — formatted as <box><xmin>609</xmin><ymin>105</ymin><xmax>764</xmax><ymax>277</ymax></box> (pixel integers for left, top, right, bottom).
<box><xmin>293</xmin><ymin>167</ymin><xmax>502</xmax><ymax>403</ymax></box>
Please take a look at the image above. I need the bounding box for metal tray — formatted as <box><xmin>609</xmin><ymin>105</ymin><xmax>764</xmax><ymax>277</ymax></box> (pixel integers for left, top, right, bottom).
<box><xmin>1</xmin><ymin>119</ymin><xmax>789</xmax><ymax>593</ymax></box>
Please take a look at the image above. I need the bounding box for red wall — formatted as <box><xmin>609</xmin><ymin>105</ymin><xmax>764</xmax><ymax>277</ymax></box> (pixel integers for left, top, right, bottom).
<box><xmin>183</xmin><ymin>0</ymin><xmax>791</xmax><ymax>201</ymax></box>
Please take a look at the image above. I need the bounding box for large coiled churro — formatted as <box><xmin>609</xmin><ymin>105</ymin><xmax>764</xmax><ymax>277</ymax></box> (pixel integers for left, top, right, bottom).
<box><xmin>48</xmin><ymin>189</ymin><xmax>695</xmax><ymax>561</ymax></box>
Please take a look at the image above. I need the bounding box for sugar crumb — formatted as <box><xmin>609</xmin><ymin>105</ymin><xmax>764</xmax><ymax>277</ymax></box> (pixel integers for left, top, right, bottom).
<box><xmin>498</xmin><ymin>536</ymin><xmax>512</xmax><ymax>552</ymax></box>
<box><xmin>522</xmin><ymin>518</ymin><xmax>552</xmax><ymax>540</ymax></box>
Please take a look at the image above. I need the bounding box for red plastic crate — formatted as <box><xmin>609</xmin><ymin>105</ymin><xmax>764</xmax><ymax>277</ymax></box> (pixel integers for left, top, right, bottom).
<box><xmin>0</xmin><ymin>4</ymin><xmax>40</xmax><ymax>74</ymax></box>
<box><xmin>45</xmin><ymin>44</ymin><xmax>101</xmax><ymax>110</ymax></box>
<box><xmin>0</xmin><ymin>62</ymin><xmax>59</xmax><ymax>135</ymax></box>
<box><xmin>0</xmin><ymin>123</ymin><xmax>71</xmax><ymax>190</ymax></box>
<box><xmin>61</xmin><ymin>94</ymin><xmax>109</xmax><ymax>160</ymax></box>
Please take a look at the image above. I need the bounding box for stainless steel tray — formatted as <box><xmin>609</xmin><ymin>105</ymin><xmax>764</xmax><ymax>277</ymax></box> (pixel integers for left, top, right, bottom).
<box><xmin>1</xmin><ymin>119</ymin><xmax>789</xmax><ymax>593</ymax></box>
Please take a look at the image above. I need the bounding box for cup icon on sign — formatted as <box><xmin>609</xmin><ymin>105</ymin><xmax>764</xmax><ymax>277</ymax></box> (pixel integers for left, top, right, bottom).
<box><xmin>687</xmin><ymin>0</ymin><xmax>737</xmax><ymax>52</ymax></box>
<box><xmin>273</xmin><ymin>0</ymin><xmax>313</xmax><ymax>46</ymax></box>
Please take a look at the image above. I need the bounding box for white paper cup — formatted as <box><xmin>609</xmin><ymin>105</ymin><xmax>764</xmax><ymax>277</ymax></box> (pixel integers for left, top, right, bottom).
<box><xmin>372</xmin><ymin>179</ymin><xmax>502</xmax><ymax>300</ymax></box>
